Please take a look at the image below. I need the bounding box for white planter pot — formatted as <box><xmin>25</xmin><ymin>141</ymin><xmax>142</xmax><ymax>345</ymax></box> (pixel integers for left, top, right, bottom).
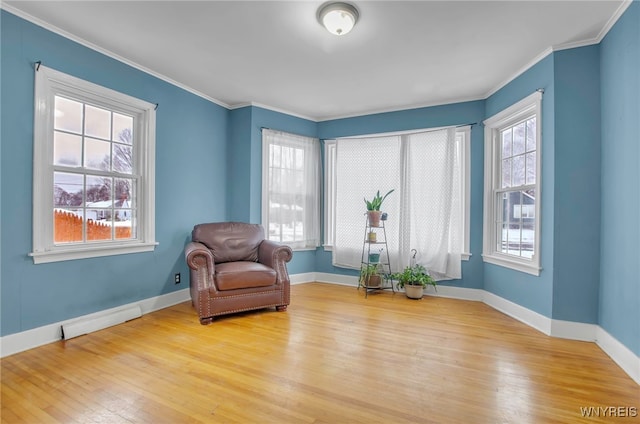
<box><xmin>404</xmin><ymin>285</ymin><xmax>424</xmax><ymax>299</ymax></box>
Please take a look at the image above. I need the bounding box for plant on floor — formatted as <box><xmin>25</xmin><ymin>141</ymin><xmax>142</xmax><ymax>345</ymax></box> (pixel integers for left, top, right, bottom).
<box><xmin>391</xmin><ymin>264</ymin><xmax>436</xmax><ymax>289</ymax></box>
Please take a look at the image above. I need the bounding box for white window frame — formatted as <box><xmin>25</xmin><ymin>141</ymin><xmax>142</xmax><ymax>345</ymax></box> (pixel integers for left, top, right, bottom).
<box><xmin>323</xmin><ymin>140</ymin><xmax>337</xmax><ymax>249</ymax></box>
<box><xmin>482</xmin><ymin>91</ymin><xmax>542</xmax><ymax>275</ymax></box>
<box><xmin>261</xmin><ymin>129</ymin><xmax>321</xmax><ymax>250</ymax></box>
<box><xmin>324</xmin><ymin>127</ymin><xmax>471</xmax><ymax>260</ymax></box>
<box><xmin>30</xmin><ymin>65</ymin><xmax>157</xmax><ymax>264</ymax></box>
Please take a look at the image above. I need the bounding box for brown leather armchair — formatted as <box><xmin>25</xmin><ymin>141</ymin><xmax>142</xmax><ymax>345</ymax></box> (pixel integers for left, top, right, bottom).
<box><xmin>185</xmin><ymin>222</ymin><xmax>293</xmax><ymax>324</ymax></box>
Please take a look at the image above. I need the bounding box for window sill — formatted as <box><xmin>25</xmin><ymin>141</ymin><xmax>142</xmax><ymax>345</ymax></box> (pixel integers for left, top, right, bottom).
<box><xmin>29</xmin><ymin>242</ymin><xmax>158</xmax><ymax>264</ymax></box>
<box><xmin>482</xmin><ymin>253</ymin><xmax>540</xmax><ymax>276</ymax></box>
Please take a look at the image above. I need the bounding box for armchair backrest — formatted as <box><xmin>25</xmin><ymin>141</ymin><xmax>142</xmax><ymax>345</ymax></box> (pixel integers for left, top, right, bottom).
<box><xmin>192</xmin><ymin>222</ymin><xmax>264</xmax><ymax>263</ymax></box>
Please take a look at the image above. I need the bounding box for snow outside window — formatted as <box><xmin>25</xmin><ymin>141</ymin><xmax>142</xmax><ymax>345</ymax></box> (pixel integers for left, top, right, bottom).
<box><xmin>30</xmin><ymin>65</ymin><xmax>157</xmax><ymax>264</ymax></box>
<box><xmin>483</xmin><ymin>91</ymin><xmax>542</xmax><ymax>275</ymax></box>
<box><xmin>261</xmin><ymin>129</ymin><xmax>321</xmax><ymax>250</ymax></box>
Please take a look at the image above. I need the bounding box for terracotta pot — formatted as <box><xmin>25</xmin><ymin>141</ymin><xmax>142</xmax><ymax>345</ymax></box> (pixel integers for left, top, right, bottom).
<box><xmin>365</xmin><ymin>274</ymin><xmax>382</xmax><ymax>288</ymax></box>
<box><xmin>367</xmin><ymin>211</ymin><xmax>382</xmax><ymax>227</ymax></box>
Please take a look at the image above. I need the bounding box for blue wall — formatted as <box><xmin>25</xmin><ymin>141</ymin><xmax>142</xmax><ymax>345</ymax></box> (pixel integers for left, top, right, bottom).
<box><xmin>552</xmin><ymin>46</ymin><xmax>601</xmax><ymax>324</ymax></box>
<box><xmin>599</xmin><ymin>1</ymin><xmax>640</xmax><ymax>356</ymax></box>
<box><xmin>0</xmin><ymin>11</ymin><xmax>228</xmax><ymax>336</ymax></box>
<box><xmin>2</xmin><ymin>3</ymin><xmax>639</xmax><ymax>362</ymax></box>
<box><xmin>484</xmin><ymin>55</ymin><xmax>556</xmax><ymax>318</ymax></box>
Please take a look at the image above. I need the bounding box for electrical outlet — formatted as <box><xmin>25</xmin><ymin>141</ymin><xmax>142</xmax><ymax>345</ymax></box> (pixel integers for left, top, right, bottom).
<box><xmin>174</xmin><ymin>273</ymin><xmax>181</xmax><ymax>284</ymax></box>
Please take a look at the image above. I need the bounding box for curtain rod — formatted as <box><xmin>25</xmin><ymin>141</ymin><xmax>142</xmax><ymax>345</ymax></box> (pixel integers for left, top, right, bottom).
<box><xmin>331</xmin><ymin>122</ymin><xmax>478</xmax><ymax>141</ymax></box>
<box><xmin>259</xmin><ymin>127</ymin><xmax>318</xmax><ymax>140</ymax></box>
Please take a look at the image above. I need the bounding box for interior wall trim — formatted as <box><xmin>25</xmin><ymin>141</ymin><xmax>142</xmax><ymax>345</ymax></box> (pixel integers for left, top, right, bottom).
<box><xmin>0</xmin><ymin>288</ymin><xmax>189</xmax><ymax>358</ymax></box>
<box><xmin>1</xmin><ymin>275</ymin><xmax>637</xmax><ymax>385</ymax></box>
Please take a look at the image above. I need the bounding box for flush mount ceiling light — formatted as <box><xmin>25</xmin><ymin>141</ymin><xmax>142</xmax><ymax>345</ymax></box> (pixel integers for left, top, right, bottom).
<box><xmin>317</xmin><ymin>2</ymin><xmax>359</xmax><ymax>36</ymax></box>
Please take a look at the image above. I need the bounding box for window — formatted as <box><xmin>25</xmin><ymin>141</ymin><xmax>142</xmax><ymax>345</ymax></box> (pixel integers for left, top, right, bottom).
<box><xmin>324</xmin><ymin>127</ymin><xmax>470</xmax><ymax>260</ymax></box>
<box><xmin>483</xmin><ymin>91</ymin><xmax>541</xmax><ymax>275</ymax></box>
<box><xmin>261</xmin><ymin>129</ymin><xmax>320</xmax><ymax>250</ymax></box>
<box><xmin>326</xmin><ymin>126</ymin><xmax>471</xmax><ymax>280</ymax></box>
<box><xmin>30</xmin><ymin>65</ymin><xmax>156</xmax><ymax>264</ymax></box>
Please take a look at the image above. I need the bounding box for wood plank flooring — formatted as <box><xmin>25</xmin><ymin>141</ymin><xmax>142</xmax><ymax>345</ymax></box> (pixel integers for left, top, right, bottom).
<box><xmin>2</xmin><ymin>283</ymin><xmax>638</xmax><ymax>423</ymax></box>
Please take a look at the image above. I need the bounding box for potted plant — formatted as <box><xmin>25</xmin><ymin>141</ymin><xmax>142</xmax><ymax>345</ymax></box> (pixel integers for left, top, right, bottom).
<box><xmin>364</xmin><ymin>189</ymin><xmax>394</xmax><ymax>227</ymax></box>
<box><xmin>391</xmin><ymin>264</ymin><xmax>436</xmax><ymax>299</ymax></box>
<box><xmin>360</xmin><ymin>263</ymin><xmax>382</xmax><ymax>288</ymax></box>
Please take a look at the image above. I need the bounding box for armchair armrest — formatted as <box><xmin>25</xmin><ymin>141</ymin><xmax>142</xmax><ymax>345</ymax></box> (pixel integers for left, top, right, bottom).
<box><xmin>185</xmin><ymin>242</ymin><xmax>217</xmax><ymax>294</ymax></box>
<box><xmin>258</xmin><ymin>240</ymin><xmax>293</xmax><ymax>284</ymax></box>
<box><xmin>185</xmin><ymin>241</ymin><xmax>215</xmax><ymax>273</ymax></box>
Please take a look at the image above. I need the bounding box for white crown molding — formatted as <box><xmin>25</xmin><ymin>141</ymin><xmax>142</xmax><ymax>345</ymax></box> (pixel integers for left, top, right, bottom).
<box><xmin>316</xmin><ymin>95</ymin><xmax>486</xmax><ymax>123</ymax></box>
<box><xmin>230</xmin><ymin>102</ymin><xmax>318</xmax><ymax>123</ymax></box>
<box><xmin>0</xmin><ymin>3</ymin><xmax>230</xmax><ymax>110</ymax></box>
<box><xmin>595</xmin><ymin>0</ymin><xmax>634</xmax><ymax>43</ymax></box>
<box><xmin>2</xmin><ymin>1</ymin><xmax>633</xmax><ymax>124</ymax></box>
<box><xmin>484</xmin><ymin>0</ymin><xmax>632</xmax><ymax>101</ymax></box>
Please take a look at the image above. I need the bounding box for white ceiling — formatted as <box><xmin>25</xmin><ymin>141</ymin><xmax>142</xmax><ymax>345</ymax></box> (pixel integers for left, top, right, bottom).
<box><xmin>4</xmin><ymin>1</ymin><xmax>628</xmax><ymax>121</ymax></box>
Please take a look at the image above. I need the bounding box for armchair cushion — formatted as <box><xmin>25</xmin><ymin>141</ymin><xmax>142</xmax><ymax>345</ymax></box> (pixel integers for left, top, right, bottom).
<box><xmin>215</xmin><ymin>261</ymin><xmax>276</xmax><ymax>290</ymax></box>
<box><xmin>192</xmin><ymin>222</ymin><xmax>263</xmax><ymax>263</ymax></box>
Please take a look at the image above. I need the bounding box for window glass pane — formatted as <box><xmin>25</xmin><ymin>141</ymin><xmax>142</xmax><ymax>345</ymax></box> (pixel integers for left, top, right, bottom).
<box><xmin>501</xmin><ymin>158</ymin><xmax>512</xmax><ymax>188</ymax></box>
<box><xmin>85</xmin><ymin>105</ymin><xmax>111</xmax><ymax>140</ymax></box>
<box><xmin>271</xmin><ymin>145</ymin><xmax>281</xmax><ymax>167</ymax></box>
<box><xmin>54</xmin><ymin>172</ymin><xmax>83</xmax><ymax>207</ymax></box>
<box><xmin>501</xmin><ymin>129</ymin><xmax>512</xmax><ymax>158</ymax></box>
<box><xmin>114</xmin><ymin>178</ymin><xmax>133</xmax><ymax>208</ymax></box>
<box><xmin>54</xmin><ymin>208</ymin><xmax>83</xmax><ymax>243</ymax></box>
<box><xmin>295</xmin><ymin>147</ymin><xmax>304</xmax><ymax>170</ymax></box>
<box><xmin>526</xmin><ymin>152</ymin><xmax>536</xmax><ymax>185</ymax></box>
<box><xmin>513</xmin><ymin>122</ymin><xmax>526</xmax><ymax>155</ymax></box>
<box><xmin>87</xmin><ymin>210</ymin><xmax>112</xmax><ymax>241</ymax></box>
<box><xmin>54</xmin><ymin>96</ymin><xmax>83</xmax><ymax>134</ymax></box>
<box><xmin>113</xmin><ymin>113</ymin><xmax>133</xmax><ymax>144</ymax></box>
<box><xmin>526</xmin><ymin>118</ymin><xmax>536</xmax><ymax>152</ymax></box>
<box><xmin>498</xmin><ymin>190</ymin><xmax>536</xmax><ymax>258</ymax></box>
<box><xmin>282</xmin><ymin>146</ymin><xmax>293</xmax><ymax>169</ymax></box>
<box><xmin>85</xmin><ymin>137</ymin><xmax>111</xmax><ymax>170</ymax></box>
<box><xmin>85</xmin><ymin>175</ymin><xmax>111</xmax><ymax>205</ymax></box>
<box><xmin>54</xmin><ymin>132</ymin><xmax>82</xmax><ymax>167</ymax></box>
<box><xmin>512</xmin><ymin>155</ymin><xmax>525</xmax><ymax>186</ymax></box>
<box><xmin>113</xmin><ymin>143</ymin><xmax>133</xmax><ymax>174</ymax></box>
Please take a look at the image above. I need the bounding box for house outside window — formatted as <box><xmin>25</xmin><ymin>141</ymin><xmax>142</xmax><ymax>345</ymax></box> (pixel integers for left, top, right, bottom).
<box><xmin>483</xmin><ymin>91</ymin><xmax>542</xmax><ymax>275</ymax></box>
<box><xmin>261</xmin><ymin>129</ymin><xmax>320</xmax><ymax>250</ymax></box>
<box><xmin>30</xmin><ymin>65</ymin><xmax>157</xmax><ymax>264</ymax></box>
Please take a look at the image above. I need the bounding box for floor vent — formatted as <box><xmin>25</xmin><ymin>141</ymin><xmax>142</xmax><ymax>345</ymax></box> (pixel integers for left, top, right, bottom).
<box><xmin>61</xmin><ymin>305</ymin><xmax>142</xmax><ymax>340</ymax></box>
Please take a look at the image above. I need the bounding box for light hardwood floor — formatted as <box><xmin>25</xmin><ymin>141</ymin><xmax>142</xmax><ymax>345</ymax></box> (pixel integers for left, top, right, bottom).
<box><xmin>1</xmin><ymin>283</ymin><xmax>638</xmax><ymax>423</ymax></box>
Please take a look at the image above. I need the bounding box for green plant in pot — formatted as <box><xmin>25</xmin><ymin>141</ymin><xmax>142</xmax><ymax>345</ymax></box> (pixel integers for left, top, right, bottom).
<box><xmin>391</xmin><ymin>264</ymin><xmax>437</xmax><ymax>299</ymax></box>
<box><xmin>360</xmin><ymin>263</ymin><xmax>382</xmax><ymax>288</ymax></box>
<box><xmin>364</xmin><ymin>189</ymin><xmax>394</xmax><ymax>227</ymax></box>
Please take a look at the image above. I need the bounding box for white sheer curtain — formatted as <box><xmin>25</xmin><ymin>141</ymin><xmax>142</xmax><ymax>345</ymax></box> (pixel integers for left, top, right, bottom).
<box><xmin>262</xmin><ymin>129</ymin><xmax>320</xmax><ymax>249</ymax></box>
<box><xmin>333</xmin><ymin>127</ymin><xmax>462</xmax><ymax>280</ymax></box>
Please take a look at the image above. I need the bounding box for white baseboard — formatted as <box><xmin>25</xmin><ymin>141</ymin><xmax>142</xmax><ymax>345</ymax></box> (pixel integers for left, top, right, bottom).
<box><xmin>482</xmin><ymin>290</ymin><xmax>552</xmax><ymax>335</ymax></box>
<box><xmin>2</xmin><ymin>274</ymin><xmax>638</xmax><ymax>386</ymax></box>
<box><xmin>290</xmin><ymin>272</ymin><xmax>317</xmax><ymax>285</ymax></box>
<box><xmin>0</xmin><ymin>288</ymin><xmax>190</xmax><ymax>358</ymax></box>
<box><xmin>430</xmin><ymin>285</ymin><xmax>484</xmax><ymax>302</ymax></box>
<box><xmin>596</xmin><ymin>327</ymin><xmax>640</xmax><ymax>385</ymax></box>
<box><xmin>550</xmin><ymin>319</ymin><xmax>597</xmax><ymax>342</ymax></box>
